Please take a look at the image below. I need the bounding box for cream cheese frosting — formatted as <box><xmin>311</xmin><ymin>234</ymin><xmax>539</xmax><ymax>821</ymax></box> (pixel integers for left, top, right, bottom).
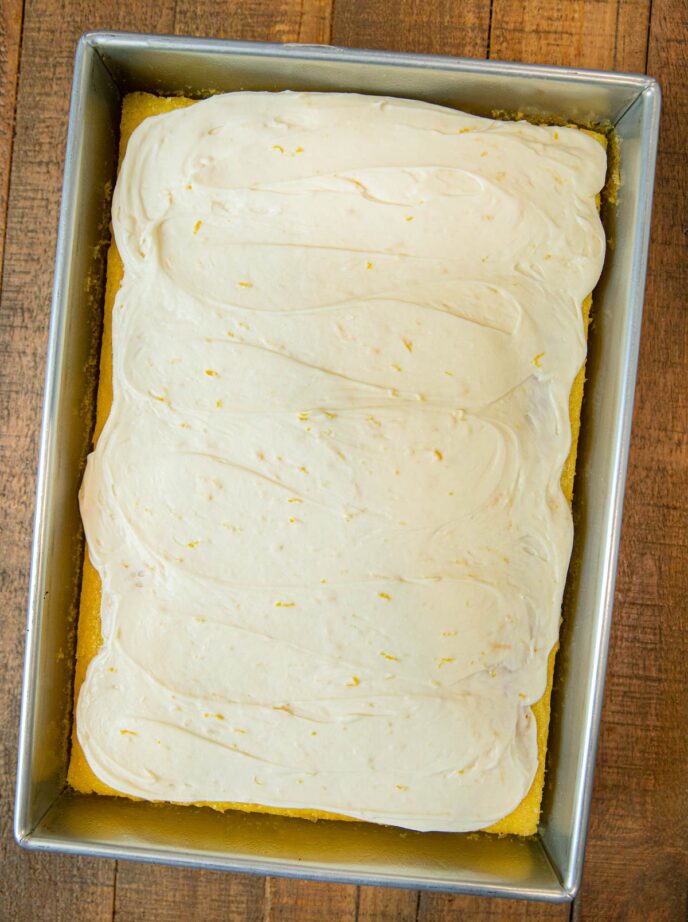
<box><xmin>77</xmin><ymin>91</ymin><xmax>606</xmax><ymax>832</ymax></box>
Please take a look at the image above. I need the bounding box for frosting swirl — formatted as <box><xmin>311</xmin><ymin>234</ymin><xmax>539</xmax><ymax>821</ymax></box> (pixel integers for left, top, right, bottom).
<box><xmin>78</xmin><ymin>92</ymin><xmax>606</xmax><ymax>831</ymax></box>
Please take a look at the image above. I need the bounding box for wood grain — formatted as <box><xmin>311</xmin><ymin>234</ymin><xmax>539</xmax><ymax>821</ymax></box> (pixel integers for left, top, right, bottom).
<box><xmin>331</xmin><ymin>0</ymin><xmax>491</xmax><ymax>58</ymax></box>
<box><xmin>613</xmin><ymin>0</ymin><xmax>653</xmax><ymax>73</ymax></box>
<box><xmin>490</xmin><ymin>0</ymin><xmax>650</xmax><ymax>71</ymax></box>
<box><xmin>0</xmin><ymin>0</ymin><xmax>23</xmax><ymax>282</ymax></box>
<box><xmin>357</xmin><ymin>886</ymin><xmax>419</xmax><ymax>922</ymax></box>
<box><xmin>2</xmin><ymin>0</ymin><xmax>686</xmax><ymax>920</ymax></box>
<box><xmin>174</xmin><ymin>0</ymin><xmax>332</xmax><ymax>44</ymax></box>
<box><xmin>418</xmin><ymin>893</ymin><xmax>571</xmax><ymax>921</ymax></box>
<box><xmin>572</xmin><ymin>0</ymin><xmax>688</xmax><ymax>917</ymax></box>
<box><xmin>0</xmin><ymin>8</ymin><xmax>26</xmax><ymax>910</ymax></box>
<box><xmin>264</xmin><ymin>878</ymin><xmax>357</xmax><ymax>921</ymax></box>
<box><xmin>113</xmin><ymin>866</ymin><xmax>266</xmax><ymax>922</ymax></box>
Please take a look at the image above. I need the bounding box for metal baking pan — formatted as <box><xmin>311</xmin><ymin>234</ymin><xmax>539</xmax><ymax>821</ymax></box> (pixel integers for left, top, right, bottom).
<box><xmin>15</xmin><ymin>31</ymin><xmax>660</xmax><ymax>901</ymax></box>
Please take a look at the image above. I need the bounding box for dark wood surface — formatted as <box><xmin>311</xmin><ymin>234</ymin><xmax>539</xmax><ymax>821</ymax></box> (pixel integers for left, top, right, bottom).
<box><xmin>1</xmin><ymin>1</ymin><xmax>686</xmax><ymax>919</ymax></box>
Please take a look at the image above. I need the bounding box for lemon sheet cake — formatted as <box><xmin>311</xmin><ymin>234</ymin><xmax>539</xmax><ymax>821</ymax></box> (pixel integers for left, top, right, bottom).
<box><xmin>69</xmin><ymin>91</ymin><xmax>606</xmax><ymax>834</ymax></box>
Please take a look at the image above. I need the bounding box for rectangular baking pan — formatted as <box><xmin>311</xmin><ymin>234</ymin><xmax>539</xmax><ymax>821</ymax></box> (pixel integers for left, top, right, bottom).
<box><xmin>15</xmin><ymin>31</ymin><xmax>660</xmax><ymax>901</ymax></box>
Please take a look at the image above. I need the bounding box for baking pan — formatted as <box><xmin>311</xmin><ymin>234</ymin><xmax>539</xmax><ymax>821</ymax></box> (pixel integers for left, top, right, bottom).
<box><xmin>15</xmin><ymin>31</ymin><xmax>660</xmax><ymax>901</ymax></box>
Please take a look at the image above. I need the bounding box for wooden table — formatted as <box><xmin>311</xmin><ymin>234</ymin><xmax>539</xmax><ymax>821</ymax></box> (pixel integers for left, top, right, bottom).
<box><xmin>1</xmin><ymin>1</ymin><xmax>686</xmax><ymax>919</ymax></box>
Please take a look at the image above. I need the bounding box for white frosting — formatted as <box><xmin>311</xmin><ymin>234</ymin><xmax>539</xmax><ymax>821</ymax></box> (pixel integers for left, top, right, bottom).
<box><xmin>78</xmin><ymin>92</ymin><xmax>606</xmax><ymax>832</ymax></box>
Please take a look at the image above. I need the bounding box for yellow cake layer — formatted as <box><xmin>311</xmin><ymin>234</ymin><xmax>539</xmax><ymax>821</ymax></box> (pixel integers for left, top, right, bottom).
<box><xmin>68</xmin><ymin>92</ymin><xmax>603</xmax><ymax>835</ymax></box>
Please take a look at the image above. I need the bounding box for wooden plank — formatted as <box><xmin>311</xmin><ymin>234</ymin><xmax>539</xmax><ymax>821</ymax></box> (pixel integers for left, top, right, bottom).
<box><xmin>264</xmin><ymin>877</ymin><xmax>357</xmax><ymax>922</ymax></box>
<box><xmin>614</xmin><ymin>0</ymin><xmax>653</xmax><ymax>73</ymax></box>
<box><xmin>357</xmin><ymin>886</ymin><xmax>419</xmax><ymax>922</ymax></box>
<box><xmin>174</xmin><ymin>0</ymin><xmax>332</xmax><ymax>44</ymax></box>
<box><xmin>0</xmin><ymin>853</ymin><xmax>115</xmax><ymax>922</ymax></box>
<box><xmin>0</xmin><ymin>2</ymin><xmax>176</xmax><ymax>920</ymax></box>
<box><xmin>331</xmin><ymin>0</ymin><xmax>491</xmax><ymax>58</ymax></box>
<box><xmin>572</xmin><ymin>0</ymin><xmax>688</xmax><ymax>918</ymax></box>
<box><xmin>490</xmin><ymin>0</ymin><xmax>650</xmax><ymax>71</ymax></box>
<box><xmin>0</xmin><ymin>0</ymin><xmax>22</xmax><ymax>282</ymax></box>
<box><xmin>418</xmin><ymin>894</ymin><xmax>570</xmax><ymax>921</ymax></box>
<box><xmin>113</xmin><ymin>867</ymin><xmax>266</xmax><ymax>922</ymax></box>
